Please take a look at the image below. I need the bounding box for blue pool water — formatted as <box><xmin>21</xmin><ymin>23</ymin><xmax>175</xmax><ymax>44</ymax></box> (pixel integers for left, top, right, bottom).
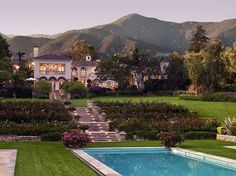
<box><xmin>83</xmin><ymin>148</ymin><xmax>236</xmax><ymax>176</ymax></box>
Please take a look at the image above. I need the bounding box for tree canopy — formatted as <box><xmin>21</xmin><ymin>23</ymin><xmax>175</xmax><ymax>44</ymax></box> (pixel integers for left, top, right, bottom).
<box><xmin>188</xmin><ymin>25</ymin><xmax>209</xmax><ymax>53</ymax></box>
<box><xmin>0</xmin><ymin>35</ymin><xmax>11</xmax><ymax>59</ymax></box>
<box><xmin>64</xmin><ymin>40</ymin><xmax>99</xmax><ymax>60</ymax></box>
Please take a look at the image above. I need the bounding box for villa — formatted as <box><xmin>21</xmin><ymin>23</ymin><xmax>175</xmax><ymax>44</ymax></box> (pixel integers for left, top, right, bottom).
<box><xmin>32</xmin><ymin>47</ymin><xmax>118</xmax><ymax>94</ymax></box>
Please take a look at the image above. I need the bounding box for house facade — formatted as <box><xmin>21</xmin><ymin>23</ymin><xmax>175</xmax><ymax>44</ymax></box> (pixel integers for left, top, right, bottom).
<box><xmin>33</xmin><ymin>51</ymin><xmax>117</xmax><ymax>91</ymax></box>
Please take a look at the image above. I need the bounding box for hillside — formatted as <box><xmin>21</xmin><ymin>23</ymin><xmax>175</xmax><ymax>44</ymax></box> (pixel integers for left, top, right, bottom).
<box><xmin>3</xmin><ymin>14</ymin><xmax>236</xmax><ymax>58</ymax></box>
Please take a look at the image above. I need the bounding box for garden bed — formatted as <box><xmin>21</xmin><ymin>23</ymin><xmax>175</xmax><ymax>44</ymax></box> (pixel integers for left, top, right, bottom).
<box><xmin>0</xmin><ymin>99</ymin><xmax>74</xmax><ymax>141</ymax></box>
<box><xmin>95</xmin><ymin>101</ymin><xmax>217</xmax><ymax>140</ymax></box>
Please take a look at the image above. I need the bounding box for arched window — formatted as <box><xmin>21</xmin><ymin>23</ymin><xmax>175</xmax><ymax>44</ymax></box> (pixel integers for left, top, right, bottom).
<box><xmin>40</xmin><ymin>64</ymin><xmax>47</xmax><ymax>74</ymax></box>
<box><xmin>58</xmin><ymin>64</ymin><xmax>65</xmax><ymax>74</ymax></box>
<box><xmin>80</xmin><ymin>67</ymin><xmax>87</xmax><ymax>77</ymax></box>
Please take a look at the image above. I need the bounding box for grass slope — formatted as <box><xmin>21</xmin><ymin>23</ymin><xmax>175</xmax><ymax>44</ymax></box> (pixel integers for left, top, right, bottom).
<box><xmin>93</xmin><ymin>96</ymin><xmax>236</xmax><ymax>121</ymax></box>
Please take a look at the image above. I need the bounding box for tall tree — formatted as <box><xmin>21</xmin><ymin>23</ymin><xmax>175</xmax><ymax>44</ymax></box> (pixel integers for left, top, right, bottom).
<box><xmin>188</xmin><ymin>25</ymin><xmax>209</xmax><ymax>53</ymax></box>
<box><xmin>185</xmin><ymin>40</ymin><xmax>227</xmax><ymax>93</ymax></box>
<box><xmin>166</xmin><ymin>52</ymin><xmax>189</xmax><ymax>90</ymax></box>
<box><xmin>185</xmin><ymin>52</ymin><xmax>206</xmax><ymax>94</ymax></box>
<box><xmin>202</xmin><ymin>40</ymin><xmax>228</xmax><ymax>91</ymax></box>
<box><xmin>95</xmin><ymin>55</ymin><xmax>130</xmax><ymax>89</ymax></box>
<box><xmin>0</xmin><ymin>35</ymin><xmax>11</xmax><ymax>59</ymax></box>
<box><xmin>64</xmin><ymin>40</ymin><xmax>99</xmax><ymax>60</ymax></box>
<box><xmin>224</xmin><ymin>42</ymin><xmax>236</xmax><ymax>84</ymax></box>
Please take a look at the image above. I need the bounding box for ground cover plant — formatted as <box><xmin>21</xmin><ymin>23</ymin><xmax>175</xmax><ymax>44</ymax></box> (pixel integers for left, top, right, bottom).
<box><xmin>0</xmin><ymin>99</ymin><xmax>74</xmax><ymax>139</ymax></box>
<box><xmin>95</xmin><ymin>100</ymin><xmax>217</xmax><ymax>140</ymax></box>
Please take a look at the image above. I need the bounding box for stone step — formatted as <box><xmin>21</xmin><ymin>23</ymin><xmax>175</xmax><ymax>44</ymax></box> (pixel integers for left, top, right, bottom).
<box><xmin>88</xmin><ymin>131</ymin><xmax>119</xmax><ymax>142</ymax></box>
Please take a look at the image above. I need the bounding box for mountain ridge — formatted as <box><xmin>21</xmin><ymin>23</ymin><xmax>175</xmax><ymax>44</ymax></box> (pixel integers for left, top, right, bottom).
<box><xmin>2</xmin><ymin>13</ymin><xmax>236</xmax><ymax>58</ymax></box>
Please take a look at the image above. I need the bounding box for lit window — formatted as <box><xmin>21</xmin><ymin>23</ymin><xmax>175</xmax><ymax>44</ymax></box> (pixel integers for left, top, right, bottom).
<box><xmin>58</xmin><ymin>64</ymin><xmax>65</xmax><ymax>74</ymax></box>
<box><xmin>80</xmin><ymin>67</ymin><xmax>86</xmax><ymax>77</ymax></box>
<box><xmin>40</xmin><ymin>64</ymin><xmax>47</xmax><ymax>74</ymax></box>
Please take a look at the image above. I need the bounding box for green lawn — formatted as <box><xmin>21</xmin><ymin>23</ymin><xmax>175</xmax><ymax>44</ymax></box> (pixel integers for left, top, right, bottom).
<box><xmin>0</xmin><ymin>140</ymin><xmax>236</xmax><ymax>176</ymax></box>
<box><xmin>0</xmin><ymin>142</ymin><xmax>97</xmax><ymax>176</ymax></box>
<box><xmin>94</xmin><ymin>96</ymin><xmax>236</xmax><ymax>121</ymax></box>
<box><xmin>71</xmin><ymin>99</ymin><xmax>88</xmax><ymax>107</ymax></box>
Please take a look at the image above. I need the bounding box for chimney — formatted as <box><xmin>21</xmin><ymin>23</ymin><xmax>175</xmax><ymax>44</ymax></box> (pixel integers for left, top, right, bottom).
<box><xmin>33</xmin><ymin>46</ymin><xmax>39</xmax><ymax>57</ymax></box>
<box><xmin>85</xmin><ymin>55</ymin><xmax>92</xmax><ymax>62</ymax></box>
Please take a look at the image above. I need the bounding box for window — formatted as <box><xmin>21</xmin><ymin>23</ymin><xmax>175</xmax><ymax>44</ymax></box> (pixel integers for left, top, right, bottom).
<box><xmin>58</xmin><ymin>64</ymin><xmax>65</xmax><ymax>74</ymax></box>
<box><xmin>40</xmin><ymin>64</ymin><xmax>47</xmax><ymax>74</ymax></box>
<box><xmin>80</xmin><ymin>67</ymin><xmax>87</xmax><ymax>77</ymax></box>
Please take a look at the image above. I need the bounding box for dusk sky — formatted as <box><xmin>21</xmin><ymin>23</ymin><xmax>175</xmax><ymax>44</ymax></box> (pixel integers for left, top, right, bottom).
<box><xmin>1</xmin><ymin>0</ymin><xmax>236</xmax><ymax>35</ymax></box>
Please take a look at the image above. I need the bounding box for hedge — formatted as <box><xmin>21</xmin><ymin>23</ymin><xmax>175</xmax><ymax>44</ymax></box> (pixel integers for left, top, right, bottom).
<box><xmin>0</xmin><ymin>99</ymin><xmax>72</xmax><ymax>122</ymax></box>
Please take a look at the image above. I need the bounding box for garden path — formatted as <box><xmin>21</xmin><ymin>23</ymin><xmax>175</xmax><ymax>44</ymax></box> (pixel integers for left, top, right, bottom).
<box><xmin>0</xmin><ymin>150</ymin><xmax>17</xmax><ymax>176</ymax></box>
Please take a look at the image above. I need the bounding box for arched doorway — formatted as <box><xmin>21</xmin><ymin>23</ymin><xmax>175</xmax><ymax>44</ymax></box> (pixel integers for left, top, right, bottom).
<box><xmin>49</xmin><ymin>77</ymin><xmax>57</xmax><ymax>91</ymax></box>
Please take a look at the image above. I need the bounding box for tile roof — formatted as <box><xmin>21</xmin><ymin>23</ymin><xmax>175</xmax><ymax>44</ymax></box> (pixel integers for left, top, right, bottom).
<box><xmin>72</xmin><ymin>60</ymin><xmax>100</xmax><ymax>67</ymax></box>
<box><xmin>33</xmin><ymin>54</ymin><xmax>72</xmax><ymax>61</ymax></box>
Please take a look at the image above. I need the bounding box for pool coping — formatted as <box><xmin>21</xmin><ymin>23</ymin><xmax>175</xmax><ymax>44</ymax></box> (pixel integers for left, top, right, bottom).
<box><xmin>72</xmin><ymin>147</ymin><xmax>236</xmax><ymax>176</ymax></box>
<box><xmin>172</xmin><ymin>148</ymin><xmax>236</xmax><ymax>170</ymax></box>
<box><xmin>71</xmin><ymin>149</ymin><xmax>121</xmax><ymax>176</ymax></box>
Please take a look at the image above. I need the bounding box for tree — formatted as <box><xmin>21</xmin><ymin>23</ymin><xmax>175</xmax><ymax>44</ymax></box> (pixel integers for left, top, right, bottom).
<box><xmin>125</xmin><ymin>48</ymin><xmax>161</xmax><ymax>91</ymax></box>
<box><xmin>166</xmin><ymin>52</ymin><xmax>189</xmax><ymax>90</ymax></box>
<box><xmin>32</xmin><ymin>80</ymin><xmax>51</xmax><ymax>99</ymax></box>
<box><xmin>95</xmin><ymin>55</ymin><xmax>130</xmax><ymax>89</ymax></box>
<box><xmin>64</xmin><ymin>40</ymin><xmax>99</xmax><ymax>60</ymax></box>
<box><xmin>224</xmin><ymin>42</ymin><xmax>236</xmax><ymax>84</ymax></box>
<box><xmin>16</xmin><ymin>51</ymin><xmax>25</xmax><ymax>62</ymax></box>
<box><xmin>188</xmin><ymin>25</ymin><xmax>209</xmax><ymax>53</ymax></box>
<box><xmin>202</xmin><ymin>40</ymin><xmax>228</xmax><ymax>91</ymax></box>
<box><xmin>0</xmin><ymin>70</ymin><xmax>12</xmax><ymax>88</ymax></box>
<box><xmin>185</xmin><ymin>40</ymin><xmax>228</xmax><ymax>93</ymax></box>
<box><xmin>185</xmin><ymin>52</ymin><xmax>206</xmax><ymax>94</ymax></box>
<box><xmin>0</xmin><ymin>35</ymin><xmax>11</xmax><ymax>59</ymax></box>
<box><xmin>62</xmin><ymin>81</ymin><xmax>87</xmax><ymax>98</ymax></box>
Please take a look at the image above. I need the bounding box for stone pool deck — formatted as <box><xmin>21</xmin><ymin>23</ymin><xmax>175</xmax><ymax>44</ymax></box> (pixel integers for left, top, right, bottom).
<box><xmin>0</xmin><ymin>150</ymin><xmax>17</xmax><ymax>176</ymax></box>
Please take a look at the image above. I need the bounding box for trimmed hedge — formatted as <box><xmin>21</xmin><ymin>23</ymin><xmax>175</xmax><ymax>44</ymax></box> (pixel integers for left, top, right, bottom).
<box><xmin>179</xmin><ymin>93</ymin><xmax>236</xmax><ymax>102</ymax></box>
<box><xmin>0</xmin><ymin>99</ymin><xmax>74</xmax><ymax>139</ymax></box>
<box><xmin>0</xmin><ymin>99</ymin><xmax>72</xmax><ymax>122</ymax></box>
<box><xmin>95</xmin><ymin>101</ymin><xmax>217</xmax><ymax>138</ymax></box>
<box><xmin>0</xmin><ymin>121</ymin><xmax>76</xmax><ymax>136</ymax></box>
<box><xmin>184</xmin><ymin>131</ymin><xmax>216</xmax><ymax>139</ymax></box>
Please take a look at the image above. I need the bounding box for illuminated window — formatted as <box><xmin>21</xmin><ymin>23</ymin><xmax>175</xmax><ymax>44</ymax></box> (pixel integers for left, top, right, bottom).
<box><xmin>49</xmin><ymin>64</ymin><xmax>56</xmax><ymax>74</ymax></box>
<box><xmin>58</xmin><ymin>64</ymin><xmax>65</xmax><ymax>74</ymax></box>
<box><xmin>80</xmin><ymin>67</ymin><xmax>86</xmax><ymax>77</ymax></box>
<box><xmin>40</xmin><ymin>64</ymin><xmax>47</xmax><ymax>74</ymax></box>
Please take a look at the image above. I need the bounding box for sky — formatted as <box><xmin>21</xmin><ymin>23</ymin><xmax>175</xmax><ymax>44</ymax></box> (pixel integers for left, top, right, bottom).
<box><xmin>0</xmin><ymin>0</ymin><xmax>236</xmax><ymax>35</ymax></box>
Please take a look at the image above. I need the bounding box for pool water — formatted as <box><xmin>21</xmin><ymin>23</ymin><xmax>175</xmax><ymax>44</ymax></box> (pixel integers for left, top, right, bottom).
<box><xmin>83</xmin><ymin>148</ymin><xmax>236</xmax><ymax>176</ymax></box>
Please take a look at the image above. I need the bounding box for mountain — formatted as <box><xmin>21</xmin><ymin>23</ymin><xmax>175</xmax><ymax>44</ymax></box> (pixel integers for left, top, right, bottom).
<box><xmin>2</xmin><ymin>14</ymin><xmax>236</xmax><ymax>58</ymax></box>
<box><xmin>8</xmin><ymin>36</ymin><xmax>52</xmax><ymax>57</ymax></box>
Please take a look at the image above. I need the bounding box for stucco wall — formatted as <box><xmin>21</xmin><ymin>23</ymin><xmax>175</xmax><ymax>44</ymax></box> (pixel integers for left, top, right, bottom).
<box><xmin>33</xmin><ymin>59</ymin><xmax>72</xmax><ymax>80</ymax></box>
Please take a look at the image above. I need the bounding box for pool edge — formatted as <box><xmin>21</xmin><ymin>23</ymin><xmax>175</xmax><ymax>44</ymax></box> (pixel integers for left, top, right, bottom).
<box><xmin>71</xmin><ymin>149</ymin><xmax>121</xmax><ymax>176</ymax></box>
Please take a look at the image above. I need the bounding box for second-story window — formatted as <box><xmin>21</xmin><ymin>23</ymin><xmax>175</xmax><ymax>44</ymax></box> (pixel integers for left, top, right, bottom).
<box><xmin>40</xmin><ymin>64</ymin><xmax>47</xmax><ymax>74</ymax></box>
<box><xmin>80</xmin><ymin>67</ymin><xmax>87</xmax><ymax>77</ymax></box>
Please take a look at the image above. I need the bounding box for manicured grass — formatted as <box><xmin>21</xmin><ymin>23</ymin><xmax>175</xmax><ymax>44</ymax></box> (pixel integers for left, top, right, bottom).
<box><xmin>0</xmin><ymin>140</ymin><xmax>235</xmax><ymax>175</ymax></box>
<box><xmin>71</xmin><ymin>99</ymin><xmax>88</xmax><ymax>107</ymax></box>
<box><xmin>94</xmin><ymin>96</ymin><xmax>236</xmax><ymax>121</ymax></box>
<box><xmin>0</xmin><ymin>142</ymin><xmax>97</xmax><ymax>176</ymax></box>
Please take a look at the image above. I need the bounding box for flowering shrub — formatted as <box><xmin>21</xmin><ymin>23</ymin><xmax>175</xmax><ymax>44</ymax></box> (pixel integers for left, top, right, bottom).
<box><xmin>158</xmin><ymin>131</ymin><xmax>184</xmax><ymax>148</ymax></box>
<box><xmin>62</xmin><ymin>129</ymin><xmax>91</xmax><ymax>148</ymax></box>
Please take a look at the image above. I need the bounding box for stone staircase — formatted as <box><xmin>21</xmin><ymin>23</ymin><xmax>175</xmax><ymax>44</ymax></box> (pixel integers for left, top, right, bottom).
<box><xmin>76</xmin><ymin>107</ymin><xmax>120</xmax><ymax>142</ymax></box>
<box><xmin>52</xmin><ymin>90</ymin><xmax>63</xmax><ymax>100</ymax></box>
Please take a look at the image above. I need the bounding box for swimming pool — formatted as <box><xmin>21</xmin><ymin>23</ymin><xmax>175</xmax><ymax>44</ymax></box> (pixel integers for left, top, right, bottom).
<box><xmin>80</xmin><ymin>148</ymin><xmax>236</xmax><ymax>176</ymax></box>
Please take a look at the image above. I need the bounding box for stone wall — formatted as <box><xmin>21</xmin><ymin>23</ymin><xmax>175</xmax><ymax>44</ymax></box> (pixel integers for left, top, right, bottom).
<box><xmin>217</xmin><ymin>134</ymin><xmax>236</xmax><ymax>143</ymax></box>
<box><xmin>0</xmin><ymin>135</ymin><xmax>41</xmax><ymax>142</ymax></box>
